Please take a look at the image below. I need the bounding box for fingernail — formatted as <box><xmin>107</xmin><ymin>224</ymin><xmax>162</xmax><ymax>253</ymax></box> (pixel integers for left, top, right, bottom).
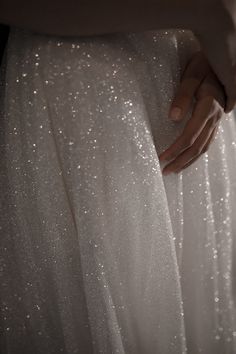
<box><xmin>169</xmin><ymin>107</ymin><xmax>182</xmax><ymax>121</ymax></box>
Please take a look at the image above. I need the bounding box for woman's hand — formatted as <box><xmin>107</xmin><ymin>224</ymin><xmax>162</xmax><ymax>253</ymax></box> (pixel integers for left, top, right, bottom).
<box><xmin>158</xmin><ymin>51</ymin><xmax>226</xmax><ymax>175</ymax></box>
<box><xmin>193</xmin><ymin>0</ymin><xmax>236</xmax><ymax>112</ymax></box>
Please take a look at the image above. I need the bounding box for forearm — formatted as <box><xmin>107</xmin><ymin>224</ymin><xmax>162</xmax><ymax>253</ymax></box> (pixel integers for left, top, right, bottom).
<box><xmin>0</xmin><ymin>0</ymin><xmax>215</xmax><ymax>37</ymax></box>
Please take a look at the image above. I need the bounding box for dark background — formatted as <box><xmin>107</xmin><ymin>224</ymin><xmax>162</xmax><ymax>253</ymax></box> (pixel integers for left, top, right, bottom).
<box><xmin>0</xmin><ymin>24</ymin><xmax>9</xmax><ymax>65</ymax></box>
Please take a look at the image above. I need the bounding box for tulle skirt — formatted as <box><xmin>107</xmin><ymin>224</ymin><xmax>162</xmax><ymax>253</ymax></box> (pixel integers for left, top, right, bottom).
<box><xmin>0</xmin><ymin>27</ymin><xmax>236</xmax><ymax>353</ymax></box>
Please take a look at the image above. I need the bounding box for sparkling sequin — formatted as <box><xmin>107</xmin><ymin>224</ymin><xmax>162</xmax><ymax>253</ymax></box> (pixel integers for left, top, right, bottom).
<box><xmin>0</xmin><ymin>26</ymin><xmax>236</xmax><ymax>354</ymax></box>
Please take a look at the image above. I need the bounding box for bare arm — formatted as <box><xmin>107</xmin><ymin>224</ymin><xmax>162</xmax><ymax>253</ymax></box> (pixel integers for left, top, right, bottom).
<box><xmin>0</xmin><ymin>0</ymin><xmax>236</xmax><ymax>112</ymax></box>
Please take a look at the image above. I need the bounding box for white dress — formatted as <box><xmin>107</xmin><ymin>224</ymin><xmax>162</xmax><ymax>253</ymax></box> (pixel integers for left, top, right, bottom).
<box><xmin>0</xmin><ymin>27</ymin><xmax>236</xmax><ymax>354</ymax></box>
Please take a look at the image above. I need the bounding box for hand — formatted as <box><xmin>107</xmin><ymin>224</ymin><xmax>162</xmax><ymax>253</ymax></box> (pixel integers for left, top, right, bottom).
<box><xmin>194</xmin><ymin>0</ymin><xmax>236</xmax><ymax>112</ymax></box>
<box><xmin>158</xmin><ymin>51</ymin><xmax>226</xmax><ymax>175</ymax></box>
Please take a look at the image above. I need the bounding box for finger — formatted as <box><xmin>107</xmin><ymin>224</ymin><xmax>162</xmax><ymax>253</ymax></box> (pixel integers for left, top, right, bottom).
<box><xmin>159</xmin><ymin>95</ymin><xmax>215</xmax><ymax>162</ymax></box>
<box><xmin>176</xmin><ymin>155</ymin><xmax>199</xmax><ymax>172</ymax></box>
<box><xmin>175</xmin><ymin>125</ymin><xmax>219</xmax><ymax>172</ymax></box>
<box><xmin>200</xmin><ymin>123</ymin><xmax>219</xmax><ymax>153</ymax></box>
<box><xmin>169</xmin><ymin>51</ymin><xmax>209</xmax><ymax>122</ymax></box>
<box><xmin>169</xmin><ymin>77</ymin><xmax>201</xmax><ymax>122</ymax></box>
<box><xmin>162</xmin><ymin>118</ymin><xmax>217</xmax><ymax>175</ymax></box>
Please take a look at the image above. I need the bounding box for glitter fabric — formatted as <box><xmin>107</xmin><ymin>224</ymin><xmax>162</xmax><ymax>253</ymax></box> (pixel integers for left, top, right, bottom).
<box><xmin>0</xmin><ymin>27</ymin><xmax>236</xmax><ymax>354</ymax></box>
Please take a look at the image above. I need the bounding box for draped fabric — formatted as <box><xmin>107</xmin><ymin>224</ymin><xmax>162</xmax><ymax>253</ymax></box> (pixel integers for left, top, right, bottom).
<box><xmin>0</xmin><ymin>27</ymin><xmax>236</xmax><ymax>353</ymax></box>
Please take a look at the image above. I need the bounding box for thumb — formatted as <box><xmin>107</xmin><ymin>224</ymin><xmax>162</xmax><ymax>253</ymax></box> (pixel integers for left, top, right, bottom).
<box><xmin>169</xmin><ymin>76</ymin><xmax>204</xmax><ymax>122</ymax></box>
<box><xmin>169</xmin><ymin>51</ymin><xmax>208</xmax><ymax>122</ymax></box>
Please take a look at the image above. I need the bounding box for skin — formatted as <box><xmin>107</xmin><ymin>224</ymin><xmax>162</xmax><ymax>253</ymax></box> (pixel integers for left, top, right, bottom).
<box><xmin>0</xmin><ymin>1</ymin><xmax>236</xmax><ymax>111</ymax></box>
<box><xmin>159</xmin><ymin>51</ymin><xmax>225</xmax><ymax>174</ymax></box>
<box><xmin>0</xmin><ymin>1</ymin><xmax>233</xmax><ymax>173</ymax></box>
